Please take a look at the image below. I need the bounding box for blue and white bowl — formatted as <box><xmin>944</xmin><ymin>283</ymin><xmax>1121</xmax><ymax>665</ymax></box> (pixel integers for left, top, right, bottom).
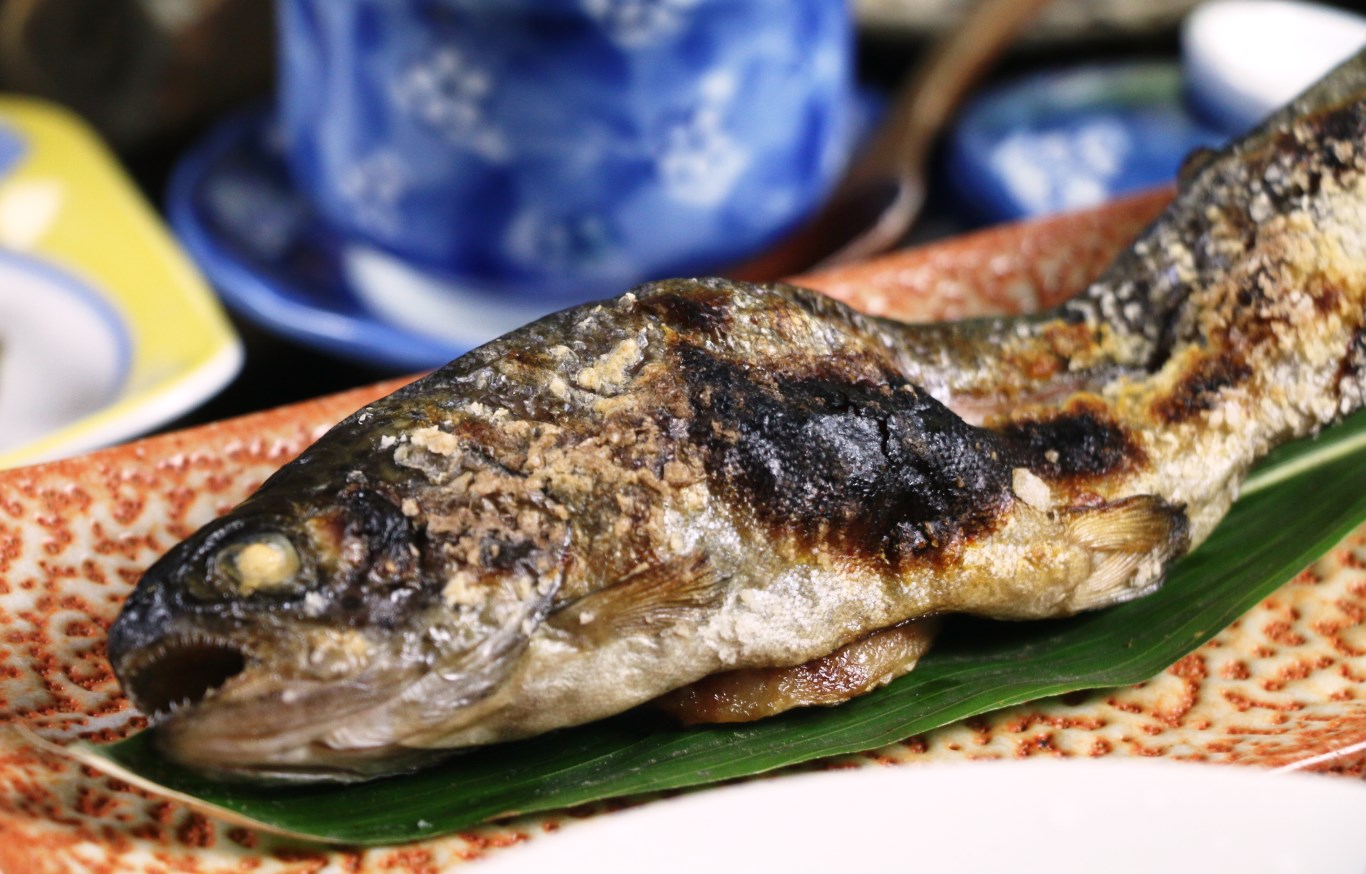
<box><xmin>277</xmin><ymin>0</ymin><xmax>854</xmax><ymax>302</ymax></box>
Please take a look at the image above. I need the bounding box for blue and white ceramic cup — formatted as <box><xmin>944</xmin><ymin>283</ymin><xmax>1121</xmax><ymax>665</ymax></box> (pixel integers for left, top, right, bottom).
<box><xmin>277</xmin><ymin>0</ymin><xmax>853</xmax><ymax>300</ymax></box>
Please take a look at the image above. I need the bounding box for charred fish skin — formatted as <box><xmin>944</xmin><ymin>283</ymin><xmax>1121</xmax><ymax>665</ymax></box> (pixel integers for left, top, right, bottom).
<box><xmin>108</xmin><ymin>49</ymin><xmax>1366</xmax><ymax>781</ymax></box>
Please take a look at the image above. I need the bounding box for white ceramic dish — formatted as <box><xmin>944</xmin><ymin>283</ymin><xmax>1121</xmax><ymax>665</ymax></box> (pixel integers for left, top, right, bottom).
<box><xmin>0</xmin><ymin>251</ymin><xmax>127</xmax><ymax>454</ymax></box>
<box><xmin>479</xmin><ymin>760</ymin><xmax>1366</xmax><ymax>874</ymax></box>
<box><xmin>1183</xmin><ymin>0</ymin><xmax>1366</xmax><ymax>132</ymax></box>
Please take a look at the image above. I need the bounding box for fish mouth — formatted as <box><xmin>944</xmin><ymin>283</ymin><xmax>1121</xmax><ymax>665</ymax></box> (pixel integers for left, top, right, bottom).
<box><xmin>117</xmin><ymin>633</ymin><xmax>250</xmax><ymax>723</ymax></box>
<box><xmin>115</xmin><ymin>629</ymin><xmax>432</xmax><ymax>780</ymax></box>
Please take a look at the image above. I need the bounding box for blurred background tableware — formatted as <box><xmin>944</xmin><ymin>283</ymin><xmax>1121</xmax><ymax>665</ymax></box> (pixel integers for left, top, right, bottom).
<box><xmin>943</xmin><ymin>61</ymin><xmax>1226</xmax><ymax>223</ymax></box>
<box><xmin>856</xmin><ymin>0</ymin><xmax>1204</xmax><ymax>46</ymax></box>
<box><xmin>941</xmin><ymin>0</ymin><xmax>1366</xmax><ymax>223</ymax></box>
<box><xmin>0</xmin><ymin>97</ymin><xmax>240</xmax><ymax>467</ymax></box>
<box><xmin>730</xmin><ymin>0</ymin><xmax>1054</xmax><ymax>280</ymax></box>
<box><xmin>281</xmin><ymin>0</ymin><xmax>852</xmax><ymax>294</ymax></box>
<box><xmin>0</xmin><ymin>0</ymin><xmax>273</xmax><ymax>151</ymax></box>
<box><xmin>165</xmin><ymin>0</ymin><xmax>856</xmax><ymax>370</ymax></box>
<box><xmin>1182</xmin><ymin>0</ymin><xmax>1366</xmax><ymax>134</ymax></box>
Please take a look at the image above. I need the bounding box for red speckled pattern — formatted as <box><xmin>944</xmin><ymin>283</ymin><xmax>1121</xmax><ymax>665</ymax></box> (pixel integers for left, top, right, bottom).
<box><xmin>2</xmin><ymin>190</ymin><xmax>1363</xmax><ymax>873</ymax></box>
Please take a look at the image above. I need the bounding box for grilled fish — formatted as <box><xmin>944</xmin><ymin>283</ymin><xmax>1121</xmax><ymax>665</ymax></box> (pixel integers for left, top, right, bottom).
<box><xmin>109</xmin><ymin>51</ymin><xmax>1366</xmax><ymax>781</ymax></box>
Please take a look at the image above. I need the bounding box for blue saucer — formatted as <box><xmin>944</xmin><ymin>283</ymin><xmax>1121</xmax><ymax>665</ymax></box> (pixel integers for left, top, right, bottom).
<box><xmin>168</xmin><ymin>106</ymin><xmax>604</xmax><ymax>371</ymax></box>
<box><xmin>170</xmin><ymin>94</ymin><xmax>881</xmax><ymax>372</ymax></box>
<box><xmin>946</xmin><ymin>62</ymin><xmax>1228</xmax><ymax>224</ymax></box>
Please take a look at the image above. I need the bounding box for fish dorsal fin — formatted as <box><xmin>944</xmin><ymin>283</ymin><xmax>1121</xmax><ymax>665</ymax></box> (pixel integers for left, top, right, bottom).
<box><xmin>549</xmin><ymin>553</ymin><xmax>723</xmax><ymax>640</ymax></box>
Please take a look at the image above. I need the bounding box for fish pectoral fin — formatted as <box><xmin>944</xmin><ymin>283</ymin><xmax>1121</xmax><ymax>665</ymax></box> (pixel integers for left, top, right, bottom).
<box><xmin>547</xmin><ymin>553</ymin><xmax>723</xmax><ymax>640</ymax></box>
<box><xmin>1062</xmin><ymin>495</ymin><xmax>1190</xmax><ymax>613</ymax></box>
<box><xmin>654</xmin><ymin>617</ymin><xmax>942</xmax><ymax>725</ymax></box>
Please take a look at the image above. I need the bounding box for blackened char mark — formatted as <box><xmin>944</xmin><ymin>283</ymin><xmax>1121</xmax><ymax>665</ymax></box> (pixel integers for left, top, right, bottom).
<box><xmin>997</xmin><ymin>400</ymin><xmax>1146</xmax><ymax>482</ymax></box>
<box><xmin>1286</xmin><ymin>99</ymin><xmax>1366</xmax><ymax>192</ymax></box>
<box><xmin>328</xmin><ymin>487</ymin><xmax>433</xmax><ymax>630</ymax></box>
<box><xmin>679</xmin><ymin>346</ymin><xmax>1014</xmax><ymax>571</ymax></box>
<box><xmin>1150</xmin><ymin>351</ymin><xmax>1253</xmax><ymax>424</ymax></box>
<box><xmin>1338</xmin><ymin>326</ymin><xmax>1366</xmax><ymax>387</ymax></box>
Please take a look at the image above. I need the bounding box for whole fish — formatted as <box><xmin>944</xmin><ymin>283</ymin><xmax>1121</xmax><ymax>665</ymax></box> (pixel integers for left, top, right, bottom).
<box><xmin>110</xmin><ymin>51</ymin><xmax>1366</xmax><ymax>781</ymax></box>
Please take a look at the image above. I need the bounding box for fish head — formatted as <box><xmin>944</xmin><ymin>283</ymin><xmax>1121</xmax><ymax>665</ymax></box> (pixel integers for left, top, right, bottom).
<box><xmin>108</xmin><ymin>480</ymin><xmax>559</xmax><ymax>780</ymax></box>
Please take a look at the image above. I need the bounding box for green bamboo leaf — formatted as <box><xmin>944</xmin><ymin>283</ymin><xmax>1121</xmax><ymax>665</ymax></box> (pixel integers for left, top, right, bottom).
<box><xmin>74</xmin><ymin>410</ymin><xmax>1366</xmax><ymax>846</ymax></box>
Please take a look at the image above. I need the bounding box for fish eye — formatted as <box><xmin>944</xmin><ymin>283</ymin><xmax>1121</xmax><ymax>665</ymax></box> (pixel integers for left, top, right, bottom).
<box><xmin>211</xmin><ymin>532</ymin><xmax>302</xmax><ymax>597</ymax></box>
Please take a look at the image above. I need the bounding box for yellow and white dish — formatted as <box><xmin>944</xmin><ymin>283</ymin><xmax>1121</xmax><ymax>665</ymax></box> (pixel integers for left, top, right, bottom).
<box><xmin>0</xmin><ymin>97</ymin><xmax>241</xmax><ymax>468</ymax></box>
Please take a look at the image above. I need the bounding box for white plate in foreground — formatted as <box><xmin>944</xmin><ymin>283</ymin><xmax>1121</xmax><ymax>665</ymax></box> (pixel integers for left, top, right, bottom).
<box><xmin>480</xmin><ymin>759</ymin><xmax>1366</xmax><ymax>874</ymax></box>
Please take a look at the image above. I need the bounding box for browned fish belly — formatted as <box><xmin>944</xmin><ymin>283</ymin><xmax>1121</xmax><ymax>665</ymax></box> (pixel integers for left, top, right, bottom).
<box><xmin>107</xmin><ymin>50</ymin><xmax>1366</xmax><ymax>781</ymax></box>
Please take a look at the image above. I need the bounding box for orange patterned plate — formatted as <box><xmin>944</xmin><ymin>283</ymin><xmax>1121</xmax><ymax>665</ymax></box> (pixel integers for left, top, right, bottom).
<box><xmin>3</xmin><ymin>189</ymin><xmax>1364</xmax><ymax>873</ymax></box>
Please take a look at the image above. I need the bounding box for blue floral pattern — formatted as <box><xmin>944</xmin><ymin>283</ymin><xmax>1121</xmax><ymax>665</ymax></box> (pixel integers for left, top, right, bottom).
<box><xmin>947</xmin><ymin>64</ymin><xmax>1226</xmax><ymax>222</ymax></box>
<box><xmin>582</xmin><ymin>0</ymin><xmax>702</xmax><ymax>48</ymax></box>
<box><xmin>654</xmin><ymin>71</ymin><xmax>748</xmax><ymax>206</ymax></box>
<box><xmin>988</xmin><ymin>119</ymin><xmax>1129</xmax><ymax>215</ymax></box>
<box><xmin>337</xmin><ymin>151</ymin><xmax>409</xmax><ymax>239</ymax></box>
<box><xmin>505</xmin><ymin>209</ymin><xmax>621</xmax><ymax>274</ymax></box>
<box><xmin>277</xmin><ymin>0</ymin><xmax>853</xmax><ymax>298</ymax></box>
<box><xmin>203</xmin><ymin>165</ymin><xmax>308</xmax><ymax>261</ymax></box>
<box><xmin>391</xmin><ymin>47</ymin><xmax>507</xmax><ymax>160</ymax></box>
